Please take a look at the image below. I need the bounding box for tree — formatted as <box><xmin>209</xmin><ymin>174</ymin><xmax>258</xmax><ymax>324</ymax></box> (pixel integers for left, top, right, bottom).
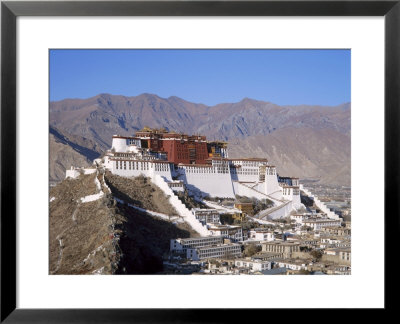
<box><xmin>298</xmin><ymin>269</ymin><xmax>312</xmax><ymax>275</ymax></box>
<box><xmin>310</xmin><ymin>250</ymin><xmax>323</xmax><ymax>261</ymax></box>
<box><xmin>243</xmin><ymin>244</ymin><xmax>262</xmax><ymax>257</ymax></box>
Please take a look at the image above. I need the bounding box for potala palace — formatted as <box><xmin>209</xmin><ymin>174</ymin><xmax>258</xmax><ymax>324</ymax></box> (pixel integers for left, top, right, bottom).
<box><xmin>66</xmin><ymin>128</ymin><xmax>342</xmax><ymax>223</ymax></box>
<box><xmin>65</xmin><ymin>128</ymin><xmax>347</xmax><ymax>268</ymax></box>
<box><xmin>69</xmin><ymin>128</ymin><xmax>305</xmax><ymax>214</ymax></box>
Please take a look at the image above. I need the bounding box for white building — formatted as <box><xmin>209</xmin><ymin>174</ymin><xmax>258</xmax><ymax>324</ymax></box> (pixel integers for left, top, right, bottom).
<box><xmin>186</xmin><ymin>243</ymin><xmax>242</xmax><ymax>261</ymax></box>
<box><xmin>192</xmin><ymin>208</ymin><xmax>220</xmax><ymax>225</ymax></box>
<box><xmin>290</xmin><ymin>214</ymin><xmax>306</xmax><ymax>224</ymax></box>
<box><xmin>280</xmin><ymin>184</ymin><xmax>301</xmax><ymax>207</ymax></box>
<box><xmin>170</xmin><ymin>236</ymin><xmax>224</xmax><ymax>253</ymax></box>
<box><xmin>207</xmin><ymin>224</ymin><xmax>243</xmax><ymax>242</ymax></box>
<box><xmin>303</xmin><ymin>219</ymin><xmax>341</xmax><ymax>231</ymax></box>
<box><xmin>248</xmin><ymin>228</ymin><xmax>275</xmax><ymax>241</ymax></box>
<box><xmin>234</xmin><ymin>259</ymin><xmax>272</xmax><ymax>272</ymax></box>
<box><xmin>276</xmin><ymin>259</ymin><xmax>308</xmax><ymax>271</ymax></box>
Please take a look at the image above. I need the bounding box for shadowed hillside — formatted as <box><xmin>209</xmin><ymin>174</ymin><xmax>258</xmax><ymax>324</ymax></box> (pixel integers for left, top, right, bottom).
<box><xmin>49</xmin><ymin>173</ymin><xmax>194</xmax><ymax>274</ymax></box>
<box><xmin>49</xmin><ymin>126</ymin><xmax>103</xmax><ymax>182</ymax></box>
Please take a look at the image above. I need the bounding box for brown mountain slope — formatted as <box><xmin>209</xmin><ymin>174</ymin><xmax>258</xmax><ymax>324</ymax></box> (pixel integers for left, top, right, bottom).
<box><xmin>228</xmin><ymin>127</ymin><xmax>350</xmax><ymax>186</ymax></box>
<box><xmin>49</xmin><ymin>126</ymin><xmax>103</xmax><ymax>182</ymax></box>
<box><xmin>50</xmin><ymin>93</ymin><xmax>208</xmax><ymax>149</ymax></box>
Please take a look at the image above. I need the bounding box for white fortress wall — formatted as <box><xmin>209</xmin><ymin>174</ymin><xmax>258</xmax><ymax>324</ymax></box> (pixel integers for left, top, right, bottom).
<box><xmin>83</xmin><ymin>168</ymin><xmax>97</xmax><ymax>175</ymax></box>
<box><xmin>65</xmin><ymin>168</ymin><xmax>80</xmax><ymax>179</ymax></box>
<box><xmin>110</xmin><ymin>160</ymin><xmax>173</xmax><ymax>181</ymax></box>
<box><xmin>152</xmin><ymin>162</ymin><xmax>173</xmax><ymax>181</ymax></box>
<box><xmin>178</xmin><ymin>166</ymin><xmax>235</xmax><ymax>198</ymax></box>
<box><xmin>151</xmin><ymin>174</ymin><xmax>210</xmax><ymax>236</ymax></box>
<box><xmin>264</xmin><ymin>168</ymin><xmax>282</xmax><ymax>198</ymax></box>
<box><xmin>291</xmin><ymin>192</ymin><xmax>302</xmax><ymax>209</ymax></box>
<box><xmin>265</xmin><ymin>174</ymin><xmax>281</xmax><ymax>196</ymax></box>
<box><xmin>111</xmin><ymin>137</ymin><xmax>128</xmax><ymax>152</ymax></box>
<box><xmin>103</xmin><ymin>155</ymin><xmax>112</xmax><ymax>170</ymax></box>
<box><xmin>253</xmin><ymin>182</ymin><xmax>266</xmax><ymax>193</ymax></box>
<box><xmin>233</xmin><ymin>182</ymin><xmax>270</xmax><ymax>201</ymax></box>
<box><xmin>233</xmin><ymin>182</ymin><xmax>284</xmax><ymax>208</ymax></box>
<box><xmin>229</xmin><ymin>159</ymin><xmax>264</xmax><ymax>183</ymax></box>
<box><xmin>268</xmin><ymin>201</ymin><xmax>293</xmax><ymax>219</ymax></box>
<box><xmin>65</xmin><ymin>167</ymin><xmax>97</xmax><ymax>179</ymax></box>
<box><xmin>110</xmin><ymin>160</ymin><xmax>152</xmax><ymax>178</ymax></box>
<box><xmin>231</xmin><ymin>170</ymin><xmax>260</xmax><ymax>183</ymax></box>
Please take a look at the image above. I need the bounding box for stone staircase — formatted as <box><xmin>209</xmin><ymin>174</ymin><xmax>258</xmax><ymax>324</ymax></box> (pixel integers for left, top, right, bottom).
<box><xmin>255</xmin><ymin>200</ymin><xmax>292</xmax><ymax>220</ymax></box>
<box><xmin>236</xmin><ymin>182</ymin><xmax>292</xmax><ymax>220</ymax></box>
<box><xmin>237</xmin><ymin>182</ymin><xmax>285</xmax><ymax>204</ymax></box>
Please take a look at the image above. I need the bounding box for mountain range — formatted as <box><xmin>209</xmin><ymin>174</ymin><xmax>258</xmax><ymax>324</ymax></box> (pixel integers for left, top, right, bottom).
<box><xmin>49</xmin><ymin>93</ymin><xmax>351</xmax><ymax>186</ymax></box>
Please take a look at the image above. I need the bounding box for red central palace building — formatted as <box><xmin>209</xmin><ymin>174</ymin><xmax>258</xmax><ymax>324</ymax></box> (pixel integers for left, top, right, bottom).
<box><xmin>134</xmin><ymin>128</ymin><xmax>226</xmax><ymax>165</ymax></box>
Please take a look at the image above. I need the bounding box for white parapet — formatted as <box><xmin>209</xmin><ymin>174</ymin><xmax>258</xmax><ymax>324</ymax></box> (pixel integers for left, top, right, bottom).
<box><xmin>65</xmin><ymin>167</ymin><xmax>96</xmax><ymax>179</ymax></box>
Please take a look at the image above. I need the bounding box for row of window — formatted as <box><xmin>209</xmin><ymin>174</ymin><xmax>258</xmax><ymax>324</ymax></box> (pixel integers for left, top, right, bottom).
<box><xmin>230</xmin><ymin>169</ymin><xmax>259</xmax><ymax>175</ymax></box>
<box><xmin>197</xmin><ymin>246</ymin><xmax>241</xmax><ymax>258</ymax></box>
<box><xmin>184</xmin><ymin>168</ymin><xmax>214</xmax><ymax>174</ymax></box>
<box><xmin>114</xmin><ymin>160</ymin><xmax>171</xmax><ymax>172</ymax></box>
<box><xmin>128</xmin><ymin>139</ymin><xmax>140</xmax><ymax>146</ymax></box>
<box><xmin>154</xmin><ymin>164</ymin><xmax>170</xmax><ymax>172</ymax></box>
<box><xmin>115</xmin><ymin>160</ymin><xmax>149</xmax><ymax>170</ymax></box>
<box><xmin>231</xmin><ymin>161</ymin><xmax>263</xmax><ymax>167</ymax></box>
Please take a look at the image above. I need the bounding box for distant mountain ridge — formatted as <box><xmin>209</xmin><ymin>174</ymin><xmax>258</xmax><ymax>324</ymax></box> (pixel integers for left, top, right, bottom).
<box><xmin>50</xmin><ymin>93</ymin><xmax>350</xmax><ymax>186</ymax></box>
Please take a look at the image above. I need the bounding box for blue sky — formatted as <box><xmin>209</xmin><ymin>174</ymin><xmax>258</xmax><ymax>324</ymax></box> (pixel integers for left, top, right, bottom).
<box><xmin>50</xmin><ymin>49</ymin><xmax>350</xmax><ymax>106</ymax></box>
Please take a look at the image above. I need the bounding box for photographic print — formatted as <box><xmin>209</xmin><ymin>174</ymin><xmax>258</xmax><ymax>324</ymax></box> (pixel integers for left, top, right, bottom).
<box><xmin>49</xmin><ymin>49</ymin><xmax>351</xmax><ymax>275</ymax></box>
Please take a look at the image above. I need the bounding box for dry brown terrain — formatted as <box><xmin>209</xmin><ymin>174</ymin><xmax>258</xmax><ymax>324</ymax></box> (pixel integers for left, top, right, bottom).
<box><xmin>228</xmin><ymin>127</ymin><xmax>350</xmax><ymax>186</ymax></box>
<box><xmin>49</xmin><ymin>173</ymin><xmax>116</xmax><ymax>274</ymax></box>
<box><xmin>49</xmin><ymin>172</ymin><xmax>196</xmax><ymax>274</ymax></box>
<box><xmin>104</xmin><ymin>172</ymin><xmax>177</xmax><ymax>215</ymax></box>
<box><xmin>49</xmin><ymin>126</ymin><xmax>102</xmax><ymax>183</ymax></box>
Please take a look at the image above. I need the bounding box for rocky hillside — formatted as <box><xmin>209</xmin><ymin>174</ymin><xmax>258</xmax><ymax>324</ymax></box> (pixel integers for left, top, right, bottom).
<box><xmin>49</xmin><ymin>93</ymin><xmax>350</xmax><ymax>185</ymax></box>
<box><xmin>49</xmin><ymin>172</ymin><xmax>195</xmax><ymax>274</ymax></box>
<box><xmin>49</xmin><ymin>126</ymin><xmax>103</xmax><ymax>183</ymax></box>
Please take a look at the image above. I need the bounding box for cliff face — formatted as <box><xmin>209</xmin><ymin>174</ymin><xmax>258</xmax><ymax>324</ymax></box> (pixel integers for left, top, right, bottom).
<box><xmin>49</xmin><ymin>172</ymin><xmax>194</xmax><ymax>275</ymax></box>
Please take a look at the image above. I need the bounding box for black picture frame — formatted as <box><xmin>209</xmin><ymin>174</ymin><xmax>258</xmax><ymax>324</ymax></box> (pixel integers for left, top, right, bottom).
<box><xmin>1</xmin><ymin>0</ymin><xmax>398</xmax><ymax>322</ymax></box>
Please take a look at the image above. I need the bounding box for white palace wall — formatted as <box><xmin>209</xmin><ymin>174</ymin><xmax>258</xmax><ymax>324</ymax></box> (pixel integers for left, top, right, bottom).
<box><xmin>65</xmin><ymin>167</ymin><xmax>97</xmax><ymax>179</ymax></box>
<box><xmin>233</xmin><ymin>182</ymin><xmax>270</xmax><ymax>201</ymax></box>
<box><xmin>110</xmin><ymin>160</ymin><xmax>173</xmax><ymax>181</ymax></box>
<box><xmin>282</xmin><ymin>189</ymin><xmax>302</xmax><ymax>209</ymax></box>
<box><xmin>268</xmin><ymin>201</ymin><xmax>294</xmax><ymax>219</ymax></box>
<box><xmin>111</xmin><ymin>137</ymin><xmax>128</xmax><ymax>152</ymax></box>
<box><xmin>265</xmin><ymin>173</ymin><xmax>282</xmax><ymax>198</ymax></box>
<box><xmin>178</xmin><ymin>166</ymin><xmax>235</xmax><ymax>198</ymax></box>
